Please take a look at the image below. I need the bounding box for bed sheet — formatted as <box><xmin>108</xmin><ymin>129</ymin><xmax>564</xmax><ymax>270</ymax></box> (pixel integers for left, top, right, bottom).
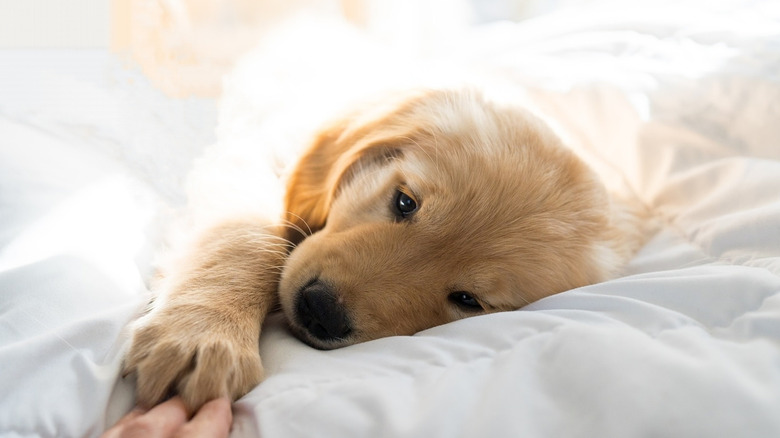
<box><xmin>2</xmin><ymin>0</ymin><xmax>780</xmax><ymax>437</ymax></box>
<box><xmin>0</xmin><ymin>49</ymin><xmax>216</xmax><ymax>436</ymax></box>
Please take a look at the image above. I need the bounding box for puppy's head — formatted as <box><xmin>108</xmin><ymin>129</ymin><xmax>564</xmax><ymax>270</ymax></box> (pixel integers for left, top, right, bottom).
<box><xmin>279</xmin><ymin>89</ymin><xmax>623</xmax><ymax>349</ymax></box>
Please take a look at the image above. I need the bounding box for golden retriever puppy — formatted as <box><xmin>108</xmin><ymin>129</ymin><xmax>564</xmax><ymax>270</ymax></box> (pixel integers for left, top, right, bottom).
<box><xmin>123</xmin><ymin>87</ymin><xmax>650</xmax><ymax>412</ymax></box>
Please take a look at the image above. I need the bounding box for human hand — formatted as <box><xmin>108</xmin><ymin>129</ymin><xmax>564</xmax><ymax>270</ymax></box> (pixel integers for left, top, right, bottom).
<box><xmin>101</xmin><ymin>397</ymin><xmax>232</xmax><ymax>438</ymax></box>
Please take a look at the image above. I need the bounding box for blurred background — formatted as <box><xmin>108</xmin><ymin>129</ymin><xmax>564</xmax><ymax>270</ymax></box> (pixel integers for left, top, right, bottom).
<box><xmin>0</xmin><ymin>0</ymin><xmax>597</xmax><ymax>97</ymax></box>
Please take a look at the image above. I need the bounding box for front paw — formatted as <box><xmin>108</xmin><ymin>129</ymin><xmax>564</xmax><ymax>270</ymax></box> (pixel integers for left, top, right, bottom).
<box><xmin>123</xmin><ymin>307</ymin><xmax>263</xmax><ymax>412</ymax></box>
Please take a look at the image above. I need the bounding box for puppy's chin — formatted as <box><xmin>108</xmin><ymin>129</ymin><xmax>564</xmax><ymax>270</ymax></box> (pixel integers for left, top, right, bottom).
<box><xmin>286</xmin><ymin>323</ymin><xmax>356</xmax><ymax>350</ymax></box>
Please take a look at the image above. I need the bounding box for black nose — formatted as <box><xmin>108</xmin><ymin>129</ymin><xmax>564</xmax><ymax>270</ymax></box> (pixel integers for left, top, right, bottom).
<box><xmin>295</xmin><ymin>280</ymin><xmax>352</xmax><ymax>342</ymax></box>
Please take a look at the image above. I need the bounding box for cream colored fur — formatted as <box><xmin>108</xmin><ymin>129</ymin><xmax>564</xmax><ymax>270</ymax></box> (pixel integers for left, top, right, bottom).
<box><xmin>124</xmin><ymin>87</ymin><xmax>652</xmax><ymax>412</ymax></box>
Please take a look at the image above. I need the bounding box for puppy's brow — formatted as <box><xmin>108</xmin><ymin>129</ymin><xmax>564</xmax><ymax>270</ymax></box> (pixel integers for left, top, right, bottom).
<box><xmin>397</xmin><ymin>135</ymin><xmax>434</xmax><ymax>165</ymax></box>
<box><xmin>337</xmin><ymin>146</ymin><xmax>402</xmax><ymax>192</ymax></box>
<box><xmin>430</xmin><ymin>130</ymin><xmax>441</xmax><ymax>175</ymax></box>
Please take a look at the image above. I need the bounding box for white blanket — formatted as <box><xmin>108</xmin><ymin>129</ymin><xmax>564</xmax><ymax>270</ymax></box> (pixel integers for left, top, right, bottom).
<box><xmin>2</xmin><ymin>1</ymin><xmax>779</xmax><ymax>437</ymax></box>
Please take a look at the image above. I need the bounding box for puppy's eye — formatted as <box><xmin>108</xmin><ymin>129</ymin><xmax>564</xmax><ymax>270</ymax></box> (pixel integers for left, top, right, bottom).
<box><xmin>394</xmin><ymin>190</ymin><xmax>418</xmax><ymax>219</ymax></box>
<box><xmin>448</xmin><ymin>292</ymin><xmax>483</xmax><ymax>311</ymax></box>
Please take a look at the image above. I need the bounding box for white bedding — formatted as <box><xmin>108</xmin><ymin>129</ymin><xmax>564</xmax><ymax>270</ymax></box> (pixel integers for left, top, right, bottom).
<box><xmin>2</xmin><ymin>1</ymin><xmax>780</xmax><ymax>437</ymax></box>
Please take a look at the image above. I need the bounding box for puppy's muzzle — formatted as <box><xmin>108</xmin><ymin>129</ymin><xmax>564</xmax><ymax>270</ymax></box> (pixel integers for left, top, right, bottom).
<box><xmin>295</xmin><ymin>280</ymin><xmax>352</xmax><ymax>343</ymax></box>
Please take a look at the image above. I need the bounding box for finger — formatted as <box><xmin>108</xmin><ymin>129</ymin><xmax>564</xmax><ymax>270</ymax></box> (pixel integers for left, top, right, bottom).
<box><xmin>100</xmin><ymin>407</ymin><xmax>146</xmax><ymax>438</ymax></box>
<box><xmin>112</xmin><ymin>407</ymin><xmax>147</xmax><ymax>428</ymax></box>
<box><xmin>130</xmin><ymin>397</ymin><xmax>189</xmax><ymax>438</ymax></box>
<box><xmin>100</xmin><ymin>399</ymin><xmax>188</xmax><ymax>438</ymax></box>
<box><xmin>174</xmin><ymin>398</ymin><xmax>233</xmax><ymax>438</ymax></box>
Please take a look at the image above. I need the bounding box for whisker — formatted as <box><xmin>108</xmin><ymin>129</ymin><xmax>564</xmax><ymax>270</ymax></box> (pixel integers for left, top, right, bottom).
<box><xmin>283</xmin><ymin>212</ymin><xmax>313</xmax><ymax>236</ymax></box>
<box><xmin>266</xmin><ymin>220</ymin><xmax>309</xmax><ymax>247</ymax></box>
<box><xmin>253</xmin><ymin>250</ymin><xmax>290</xmax><ymax>259</ymax></box>
<box><xmin>259</xmin><ymin>222</ymin><xmax>300</xmax><ymax>241</ymax></box>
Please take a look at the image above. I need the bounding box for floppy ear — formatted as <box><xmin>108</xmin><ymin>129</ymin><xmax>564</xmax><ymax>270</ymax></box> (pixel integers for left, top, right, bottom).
<box><xmin>283</xmin><ymin>89</ymin><xmax>435</xmax><ymax>243</ymax></box>
<box><xmin>282</xmin><ymin>119</ymin><xmax>355</xmax><ymax>243</ymax></box>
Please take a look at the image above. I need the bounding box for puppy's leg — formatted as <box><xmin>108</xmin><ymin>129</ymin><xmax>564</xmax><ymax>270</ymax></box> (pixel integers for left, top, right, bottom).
<box><xmin>123</xmin><ymin>219</ymin><xmax>287</xmax><ymax>412</ymax></box>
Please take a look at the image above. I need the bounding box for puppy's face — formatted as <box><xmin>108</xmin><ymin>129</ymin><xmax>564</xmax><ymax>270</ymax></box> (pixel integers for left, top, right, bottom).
<box><xmin>279</xmin><ymin>89</ymin><xmax>615</xmax><ymax>349</ymax></box>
